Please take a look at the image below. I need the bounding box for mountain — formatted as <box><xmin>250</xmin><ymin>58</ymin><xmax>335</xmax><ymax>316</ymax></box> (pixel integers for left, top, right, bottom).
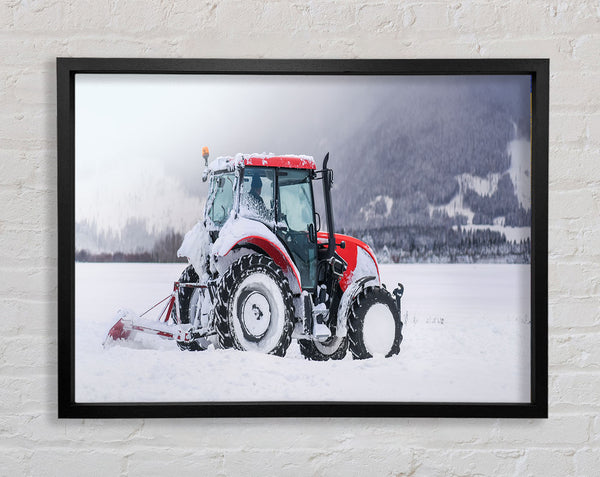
<box><xmin>326</xmin><ymin>77</ymin><xmax>532</xmax><ymax>263</ymax></box>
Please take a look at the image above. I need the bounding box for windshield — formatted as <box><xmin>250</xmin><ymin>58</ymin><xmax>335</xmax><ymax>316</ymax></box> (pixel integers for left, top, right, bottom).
<box><xmin>240</xmin><ymin>167</ymin><xmax>275</xmax><ymax>224</ymax></box>
<box><xmin>206</xmin><ymin>172</ymin><xmax>236</xmax><ymax>227</ymax></box>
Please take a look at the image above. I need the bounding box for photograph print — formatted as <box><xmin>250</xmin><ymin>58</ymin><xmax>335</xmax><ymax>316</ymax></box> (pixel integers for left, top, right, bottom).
<box><xmin>63</xmin><ymin>60</ymin><xmax>544</xmax><ymax>416</ymax></box>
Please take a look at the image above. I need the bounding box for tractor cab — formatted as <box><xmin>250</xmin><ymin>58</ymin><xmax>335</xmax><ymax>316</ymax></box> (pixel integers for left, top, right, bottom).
<box><xmin>204</xmin><ymin>154</ymin><xmax>321</xmax><ymax>291</ymax></box>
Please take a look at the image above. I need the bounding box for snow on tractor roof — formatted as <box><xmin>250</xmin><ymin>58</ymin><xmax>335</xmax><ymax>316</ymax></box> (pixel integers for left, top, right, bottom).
<box><xmin>208</xmin><ymin>153</ymin><xmax>316</xmax><ymax>172</ymax></box>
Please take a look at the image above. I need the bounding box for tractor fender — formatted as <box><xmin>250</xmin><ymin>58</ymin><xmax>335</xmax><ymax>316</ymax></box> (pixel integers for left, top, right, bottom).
<box><xmin>335</xmin><ymin>275</ymin><xmax>379</xmax><ymax>337</ymax></box>
<box><xmin>317</xmin><ymin>232</ymin><xmax>381</xmax><ymax>291</ymax></box>
<box><xmin>211</xmin><ymin>217</ymin><xmax>302</xmax><ymax>293</ymax></box>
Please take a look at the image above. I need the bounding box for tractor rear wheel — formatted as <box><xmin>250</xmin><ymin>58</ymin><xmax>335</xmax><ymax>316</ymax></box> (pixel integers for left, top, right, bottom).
<box><xmin>299</xmin><ymin>335</ymin><xmax>348</xmax><ymax>361</ymax></box>
<box><xmin>215</xmin><ymin>255</ymin><xmax>294</xmax><ymax>356</ymax></box>
<box><xmin>348</xmin><ymin>286</ymin><xmax>403</xmax><ymax>359</ymax></box>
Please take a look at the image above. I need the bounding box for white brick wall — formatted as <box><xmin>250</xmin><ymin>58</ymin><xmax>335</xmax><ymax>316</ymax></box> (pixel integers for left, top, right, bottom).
<box><xmin>0</xmin><ymin>0</ymin><xmax>598</xmax><ymax>475</ymax></box>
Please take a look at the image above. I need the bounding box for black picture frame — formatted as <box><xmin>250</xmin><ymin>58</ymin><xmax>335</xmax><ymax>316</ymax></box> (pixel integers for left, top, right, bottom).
<box><xmin>57</xmin><ymin>58</ymin><xmax>548</xmax><ymax>419</ymax></box>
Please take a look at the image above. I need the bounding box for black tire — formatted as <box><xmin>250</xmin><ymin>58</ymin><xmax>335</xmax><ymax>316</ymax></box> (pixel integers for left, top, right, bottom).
<box><xmin>214</xmin><ymin>254</ymin><xmax>294</xmax><ymax>356</ymax></box>
<box><xmin>299</xmin><ymin>336</ymin><xmax>348</xmax><ymax>361</ymax></box>
<box><xmin>175</xmin><ymin>264</ymin><xmax>199</xmax><ymax>325</ymax></box>
<box><xmin>348</xmin><ymin>286</ymin><xmax>403</xmax><ymax>359</ymax></box>
<box><xmin>174</xmin><ymin>265</ymin><xmax>206</xmax><ymax>352</ymax></box>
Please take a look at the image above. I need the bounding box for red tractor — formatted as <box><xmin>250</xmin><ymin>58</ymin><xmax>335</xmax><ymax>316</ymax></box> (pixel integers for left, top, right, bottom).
<box><xmin>106</xmin><ymin>152</ymin><xmax>403</xmax><ymax>360</ymax></box>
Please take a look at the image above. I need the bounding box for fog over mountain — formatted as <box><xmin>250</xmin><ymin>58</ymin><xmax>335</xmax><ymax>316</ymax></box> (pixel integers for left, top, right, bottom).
<box><xmin>75</xmin><ymin>74</ymin><xmax>531</xmax><ymax>263</ymax></box>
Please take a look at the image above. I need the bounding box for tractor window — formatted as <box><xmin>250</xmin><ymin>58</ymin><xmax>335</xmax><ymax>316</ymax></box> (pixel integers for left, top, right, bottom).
<box><xmin>207</xmin><ymin>172</ymin><xmax>236</xmax><ymax>227</ymax></box>
<box><xmin>240</xmin><ymin>167</ymin><xmax>275</xmax><ymax>224</ymax></box>
<box><xmin>278</xmin><ymin>172</ymin><xmax>314</xmax><ymax>231</ymax></box>
<box><xmin>277</xmin><ymin>169</ymin><xmax>317</xmax><ymax>290</ymax></box>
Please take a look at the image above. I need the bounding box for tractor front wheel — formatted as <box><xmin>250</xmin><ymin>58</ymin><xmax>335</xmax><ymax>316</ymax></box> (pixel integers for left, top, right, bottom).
<box><xmin>299</xmin><ymin>335</ymin><xmax>348</xmax><ymax>361</ymax></box>
<box><xmin>215</xmin><ymin>255</ymin><xmax>294</xmax><ymax>356</ymax></box>
<box><xmin>348</xmin><ymin>286</ymin><xmax>403</xmax><ymax>359</ymax></box>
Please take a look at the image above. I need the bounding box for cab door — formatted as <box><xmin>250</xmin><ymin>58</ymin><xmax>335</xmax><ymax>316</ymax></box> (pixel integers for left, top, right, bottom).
<box><xmin>276</xmin><ymin>169</ymin><xmax>318</xmax><ymax>291</ymax></box>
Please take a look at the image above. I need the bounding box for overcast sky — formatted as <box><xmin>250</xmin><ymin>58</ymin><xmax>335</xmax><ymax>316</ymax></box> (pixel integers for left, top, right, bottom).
<box><xmin>75</xmin><ymin>73</ymin><xmax>530</xmax><ymax>235</ymax></box>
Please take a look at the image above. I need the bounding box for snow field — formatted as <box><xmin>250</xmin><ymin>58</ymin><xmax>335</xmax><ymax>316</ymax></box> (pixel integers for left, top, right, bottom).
<box><xmin>75</xmin><ymin>262</ymin><xmax>530</xmax><ymax>403</ymax></box>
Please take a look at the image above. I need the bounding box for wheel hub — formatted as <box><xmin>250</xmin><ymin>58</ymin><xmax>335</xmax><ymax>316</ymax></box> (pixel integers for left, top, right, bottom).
<box><xmin>239</xmin><ymin>291</ymin><xmax>271</xmax><ymax>341</ymax></box>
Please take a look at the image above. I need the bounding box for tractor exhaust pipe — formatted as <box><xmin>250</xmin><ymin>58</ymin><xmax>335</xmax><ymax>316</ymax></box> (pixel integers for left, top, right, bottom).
<box><xmin>322</xmin><ymin>153</ymin><xmax>336</xmax><ymax>259</ymax></box>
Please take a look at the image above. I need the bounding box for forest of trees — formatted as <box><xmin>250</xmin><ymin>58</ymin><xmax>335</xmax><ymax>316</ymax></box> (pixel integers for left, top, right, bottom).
<box><xmin>350</xmin><ymin>225</ymin><xmax>531</xmax><ymax>264</ymax></box>
<box><xmin>76</xmin><ymin>230</ymin><xmax>187</xmax><ymax>263</ymax></box>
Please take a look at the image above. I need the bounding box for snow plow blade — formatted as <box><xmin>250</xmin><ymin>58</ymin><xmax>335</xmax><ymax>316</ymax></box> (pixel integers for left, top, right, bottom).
<box><xmin>103</xmin><ymin>309</ymin><xmax>192</xmax><ymax>348</ymax></box>
<box><xmin>104</xmin><ymin>315</ymin><xmax>133</xmax><ymax>343</ymax></box>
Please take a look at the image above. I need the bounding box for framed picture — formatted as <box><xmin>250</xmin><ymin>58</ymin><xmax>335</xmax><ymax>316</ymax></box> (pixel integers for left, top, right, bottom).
<box><xmin>57</xmin><ymin>58</ymin><xmax>548</xmax><ymax>418</ymax></box>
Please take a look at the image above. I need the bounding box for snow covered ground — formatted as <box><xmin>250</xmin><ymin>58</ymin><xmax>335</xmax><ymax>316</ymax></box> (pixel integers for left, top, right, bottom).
<box><xmin>75</xmin><ymin>262</ymin><xmax>530</xmax><ymax>403</ymax></box>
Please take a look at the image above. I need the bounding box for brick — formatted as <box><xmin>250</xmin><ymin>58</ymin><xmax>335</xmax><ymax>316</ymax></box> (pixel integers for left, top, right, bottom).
<box><xmin>552</xmin><ymin>71</ymin><xmax>600</xmax><ymax>107</ymax></box>
<box><xmin>411</xmin><ymin>3</ymin><xmax>453</xmax><ymax>31</ymax></box>
<box><xmin>550</xmin><ymin>146</ymin><xmax>600</xmax><ymax>187</ymax></box>
<box><xmin>580</xmin><ymin>226</ymin><xmax>600</xmax><ymax>257</ymax></box>
<box><xmin>160</xmin><ymin>2</ymin><xmax>219</xmax><ymax>32</ymax></box>
<box><xmin>549</xmin><ymin>221</ymin><xmax>600</xmax><ymax>260</ymax></box>
<box><xmin>0</xmin><ymin>335</ymin><xmax>56</xmax><ymax>375</ymax></box>
<box><xmin>0</xmin><ymin>37</ymin><xmax>68</xmax><ymax>67</ymax></box>
<box><xmin>587</xmin><ymin>113</ymin><xmax>600</xmax><ymax>145</ymax></box>
<box><xmin>548</xmin><ymin>262</ymin><xmax>600</xmax><ymax>298</ymax></box>
<box><xmin>526</xmin><ymin>1</ymin><xmax>600</xmax><ymax>36</ymax></box>
<box><xmin>0</xmin><ymin>109</ymin><xmax>51</xmax><ymax>148</ymax></box>
<box><xmin>357</xmin><ymin>4</ymin><xmax>402</xmax><ymax>33</ymax></box>
<box><xmin>494</xmin><ymin>415</ymin><xmax>589</xmax><ymax>445</ymax></box>
<box><xmin>0</xmin><ymin>149</ymin><xmax>56</xmax><ymax>190</ymax></box>
<box><xmin>549</xmin><ymin>189</ymin><xmax>599</xmax><ymax>221</ymax></box>
<box><xmin>496</xmin><ymin>2</ymin><xmax>553</xmax><ymax>36</ymax></box>
<box><xmin>63</xmin><ymin>1</ymin><xmax>114</xmax><ymax>31</ymax></box>
<box><xmin>215</xmin><ymin>1</ymin><xmax>310</xmax><ymax>35</ymax></box>
<box><xmin>221</xmin><ymin>447</ymin><xmax>415</xmax><ymax>477</ymax></box>
<box><xmin>12</xmin><ymin>68</ymin><xmax>55</xmax><ymax>105</ymax></box>
<box><xmin>549</xmin><ymin>297</ymin><xmax>600</xmax><ymax>328</ymax></box>
<box><xmin>0</xmin><ymin>377</ymin><xmax>46</xmax><ymax>414</ymax></box>
<box><xmin>139</xmin><ymin>418</ymin><xmax>505</xmax><ymax>452</ymax></box>
<box><xmin>308</xmin><ymin>2</ymin><xmax>357</xmax><ymax>33</ymax></box>
<box><xmin>550</xmin><ymin>113</ymin><xmax>587</xmax><ymax>144</ymax></box>
<box><xmin>0</xmin><ymin>413</ymin><xmax>53</xmax><ymax>445</ymax></box>
<box><xmin>63</xmin><ymin>420</ymin><xmax>147</xmax><ymax>445</ymax></box>
<box><xmin>126</xmin><ymin>448</ymin><xmax>222</xmax><ymax>476</ymax></box>
<box><xmin>11</xmin><ymin>0</ymin><xmax>66</xmax><ymax>32</ymax></box>
<box><xmin>592</xmin><ymin>416</ymin><xmax>600</xmax><ymax>445</ymax></box>
<box><xmin>551</xmin><ymin>373</ymin><xmax>600</xmax><ymax>408</ymax></box>
<box><xmin>0</xmin><ymin>449</ymin><xmax>32</xmax><ymax>477</ymax></box>
<box><xmin>0</xmin><ymin>229</ymin><xmax>57</xmax><ymax>268</ymax></box>
<box><xmin>548</xmin><ymin>226</ymin><xmax>581</xmax><ymax>257</ymax></box>
<box><xmin>550</xmin><ymin>332</ymin><xmax>600</xmax><ymax>369</ymax></box>
<box><xmin>30</xmin><ymin>449</ymin><xmax>122</xmax><ymax>477</ymax></box>
<box><xmin>0</xmin><ymin>299</ymin><xmax>56</xmax><ymax>335</ymax></box>
<box><xmin>518</xmin><ymin>449</ymin><xmax>576</xmax><ymax>476</ymax></box>
<box><xmin>0</xmin><ymin>266</ymin><xmax>56</xmax><ymax>302</ymax></box>
<box><xmin>414</xmin><ymin>448</ymin><xmax>522</xmax><ymax>477</ymax></box>
<box><xmin>0</xmin><ymin>187</ymin><xmax>56</xmax><ymax>228</ymax></box>
<box><xmin>0</xmin><ymin>1</ymin><xmax>13</xmax><ymax>27</ymax></box>
<box><xmin>575</xmin><ymin>447</ymin><xmax>600</xmax><ymax>476</ymax></box>
<box><xmin>96</xmin><ymin>0</ymin><xmax>162</xmax><ymax>33</ymax></box>
<box><xmin>573</xmin><ymin>34</ymin><xmax>600</xmax><ymax>68</ymax></box>
<box><xmin>453</xmin><ymin>2</ymin><xmax>502</xmax><ymax>34</ymax></box>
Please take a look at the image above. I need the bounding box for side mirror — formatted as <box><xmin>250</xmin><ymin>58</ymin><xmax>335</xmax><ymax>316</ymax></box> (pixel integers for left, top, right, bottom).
<box><xmin>314</xmin><ymin>213</ymin><xmax>321</xmax><ymax>232</ymax></box>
